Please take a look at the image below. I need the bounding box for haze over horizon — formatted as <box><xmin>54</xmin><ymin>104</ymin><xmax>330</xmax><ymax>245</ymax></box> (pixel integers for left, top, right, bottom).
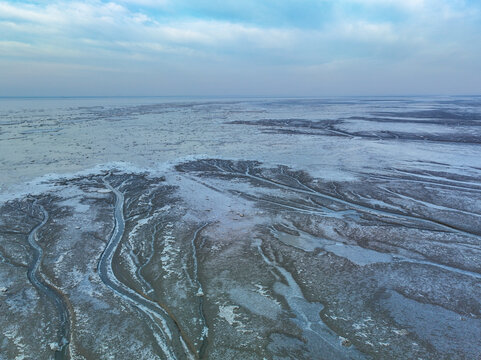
<box><xmin>1</xmin><ymin>0</ymin><xmax>480</xmax><ymax>97</ymax></box>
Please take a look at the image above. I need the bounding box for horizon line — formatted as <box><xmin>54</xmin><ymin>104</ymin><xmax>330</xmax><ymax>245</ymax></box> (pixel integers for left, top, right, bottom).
<box><xmin>1</xmin><ymin>94</ymin><xmax>481</xmax><ymax>99</ymax></box>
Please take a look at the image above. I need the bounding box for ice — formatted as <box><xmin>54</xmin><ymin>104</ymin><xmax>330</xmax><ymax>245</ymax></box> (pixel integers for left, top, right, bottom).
<box><xmin>1</xmin><ymin>96</ymin><xmax>481</xmax><ymax>359</ymax></box>
<box><xmin>218</xmin><ymin>305</ymin><xmax>241</xmax><ymax>326</ymax></box>
<box><xmin>229</xmin><ymin>287</ymin><xmax>282</xmax><ymax>320</ymax></box>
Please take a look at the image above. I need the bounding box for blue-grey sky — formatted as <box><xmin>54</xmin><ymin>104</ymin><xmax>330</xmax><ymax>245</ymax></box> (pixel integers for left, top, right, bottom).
<box><xmin>1</xmin><ymin>0</ymin><xmax>480</xmax><ymax>96</ymax></box>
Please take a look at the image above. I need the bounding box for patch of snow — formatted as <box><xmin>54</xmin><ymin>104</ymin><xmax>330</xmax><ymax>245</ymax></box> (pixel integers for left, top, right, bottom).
<box><xmin>218</xmin><ymin>305</ymin><xmax>240</xmax><ymax>326</ymax></box>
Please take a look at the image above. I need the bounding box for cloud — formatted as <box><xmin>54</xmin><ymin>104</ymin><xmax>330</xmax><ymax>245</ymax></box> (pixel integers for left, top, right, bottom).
<box><xmin>0</xmin><ymin>1</ymin><xmax>302</xmax><ymax>60</ymax></box>
<box><xmin>343</xmin><ymin>0</ymin><xmax>426</xmax><ymax>10</ymax></box>
<box><xmin>116</xmin><ymin>0</ymin><xmax>169</xmax><ymax>7</ymax></box>
<box><xmin>0</xmin><ymin>0</ymin><xmax>480</xmax><ymax>95</ymax></box>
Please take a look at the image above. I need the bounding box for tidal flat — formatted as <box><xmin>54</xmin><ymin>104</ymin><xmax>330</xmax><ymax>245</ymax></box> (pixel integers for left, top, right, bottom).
<box><xmin>1</xmin><ymin>97</ymin><xmax>481</xmax><ymax>359</ymax></box>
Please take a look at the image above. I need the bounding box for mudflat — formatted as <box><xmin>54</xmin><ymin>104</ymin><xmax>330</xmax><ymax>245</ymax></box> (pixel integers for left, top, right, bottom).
<box><xmin>1</xmin><ymin>97</ymin><xmax>480</xmax><ymax>359</ymax></box>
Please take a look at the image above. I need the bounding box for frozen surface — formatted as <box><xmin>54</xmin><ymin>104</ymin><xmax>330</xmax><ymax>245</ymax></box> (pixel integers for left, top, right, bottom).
<box><xmin>2</xmin><ymin>96</ymin><xmax>481</xmax><ymax>192</ymax></box>
<box><xmin>1</xmin><ymin>96</ymin><xmax>481</xmax><ymax>359</ymax></box>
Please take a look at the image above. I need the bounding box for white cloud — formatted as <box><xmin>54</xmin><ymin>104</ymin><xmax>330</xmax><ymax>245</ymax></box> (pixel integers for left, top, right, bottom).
<box><xmin>0</xmin><ymin>0</ymin><xmax>480</xmax><ymax>95</ymax></box>
<box><xmin>345</xmin><ymin>0</ymin><xmax>426</xmax><ymax>10</ymax></box>
<box><xmin>115</xmin><ymin>0</ymin><xmax>169</xmax><ymax>7</ymax></box>
<box><xmin>0</xmin><ymin>1</ymin><xmax>300</xmax><ymax>57</ymax></box>
<box><xmin>336</xmin><ymin>21</ymin><xmax>397</xmax><ymax>42</ymax></box>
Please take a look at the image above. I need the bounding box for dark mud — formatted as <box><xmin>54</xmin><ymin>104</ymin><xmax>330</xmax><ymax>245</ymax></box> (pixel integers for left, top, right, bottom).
<box><xmin>1</xmin><ymin>158</ymin><xmax>480</xmax><ymax>359</ymax></box>
<box><xmin>228</xmin><ymin>116</ymin><xmax>481</xmax><ymax>144</ymax></box>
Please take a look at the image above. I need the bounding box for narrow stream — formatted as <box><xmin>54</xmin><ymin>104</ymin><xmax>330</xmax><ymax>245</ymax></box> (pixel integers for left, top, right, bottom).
<box><xmin>256</xmin><ymin>239</ymin><xmax>367</xmax><ymax>359</ymax></box>
<box><xmin>205</xmin><ymin>160</ymin><xmax>480</xmax><ymax>240</ymax></box>
<box><xmin>27</xmin><ymin>201</ymin><xmax>70</xmax><ymax>360</ymax></box>
<box><xmin>189</xmin><ymin>223</ymin><xmax>210</xmax><ymax>359</ymax></box>
<box><xmin>98</xmin><ymin>175</ymin><xmax>195</xmax><ymax>360</ymax></box>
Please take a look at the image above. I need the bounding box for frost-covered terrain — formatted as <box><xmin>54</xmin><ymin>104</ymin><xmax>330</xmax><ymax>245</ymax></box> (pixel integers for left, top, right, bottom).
<box><xmin>1</xmin><ymin>97</ymin><xmax>481</xmax><ymax>359</ymax></box>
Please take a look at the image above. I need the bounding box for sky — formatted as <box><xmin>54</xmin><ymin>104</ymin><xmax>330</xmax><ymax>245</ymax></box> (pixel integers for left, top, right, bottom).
<box><xmin>0</xmin><ymin>0</ymin><xmax>480</xmax><ymax>96</ymax></box>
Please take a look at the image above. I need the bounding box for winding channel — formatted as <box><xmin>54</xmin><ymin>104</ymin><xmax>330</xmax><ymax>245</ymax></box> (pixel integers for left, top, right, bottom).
<box><xmin>27</xmin><ymin>201</ymin><xmax>70</xmax><ymax>360</ymax></box>
<box><xmin>98</xmin><ymin>175</ymin><xmax>196</xmax><ymax>360</ymax></box>
<box><xmin>191</xmin><ymin>161</ymin><xmax>481</xmax><ymax>279</ymax></box>
<box><xmin>256</xmin><ymin>239</ymin><xmax>366</xmax><ymax>360</ymax></box>
<box><xmin>204</xmin><ymin>160</ymin><xmax>481</xmax><ymax>240</ymax></box>
<box><xmin>189</xmin><ymin>223</ymin><xmax>210</xmax><ymax>359</ymax></box>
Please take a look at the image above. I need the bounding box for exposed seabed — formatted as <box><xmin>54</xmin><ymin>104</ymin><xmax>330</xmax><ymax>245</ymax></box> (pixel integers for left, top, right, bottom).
<box><xmin>1</xmin><ymin>158</ymin><xmax>480</xmax><ymax>359</ymax></box>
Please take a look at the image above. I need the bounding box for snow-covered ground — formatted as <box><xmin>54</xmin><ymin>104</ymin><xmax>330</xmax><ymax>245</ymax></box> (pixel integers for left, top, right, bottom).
<box><xmin>1</xmin><ymin>96</ymin><xmax>481</xmax><ymax>359</ymax></box>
